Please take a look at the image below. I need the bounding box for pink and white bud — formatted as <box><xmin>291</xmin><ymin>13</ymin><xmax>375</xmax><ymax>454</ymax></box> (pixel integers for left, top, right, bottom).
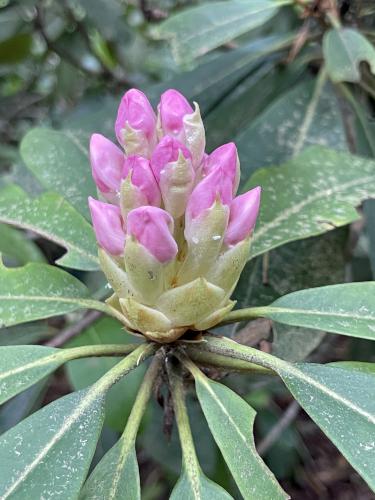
<box><xmin>151</xmin><ymin>136</ymin><xmax>194</xmax><ymax>218</ymax></box>
<box><xmin>185</xmin><ymin>166</ymin><xmax>233</xmax><ymax>224</ymax></box>
<box><xmin>159</xmin><ymin>89</ymin><xmax>193</xmax><ymax>139</ymax></box>
<box><xmin>122</xmin><ymin>156</ymin><xmax>161</xmax><ymax>207</ymax></box>
<box><xmin>126</xmin><ymin>206</ymin><xmax>178</xmax><ymax>263</ymax></box>
<box><xmin>88</xmin><ymin>197</ymin><xmax>125</xmax><ymax>255</ymax></box>
<box><xmin>158</xmin><ymin>89</ymin><xmax>205</xmax><ymax>168</ymax></box>
<box><xmin>202</xmin><ymin>142</ymin><xmax>240</xmax><ymax>195</ymax></box>
<box><xmin>224</xmin><ymin>186</ymin><xmax>261</xmax><ymax>246</ymax></box>
<box><xmin>115</xmin><ymin>89</ymin><xmax>157</xmax><ymax>157</ymax></box>
<box><xmin>90</xmin><ymin>134</ymin><xmax>124</xmax><ymax>197</ymax></box>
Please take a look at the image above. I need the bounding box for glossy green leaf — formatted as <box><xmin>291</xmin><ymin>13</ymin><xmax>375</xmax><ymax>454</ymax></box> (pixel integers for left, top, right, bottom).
<box><xmin>0</xmin><ymin>185</ymin><xmax>99</xmax><ymax>270</ymax></box>
<box><xmin>279</xmin><ymin>363</ymin><xmax>375</xmax><ymax>491</ymax></box>
<box><xmin>256</xmin><ymin>282</ymin><xmax>375</xmax><ymax>340</ymax></box>
<box><xmin>323</xmin><ymin>28</ymin><xmax>375</xmax><ymax>83</ymax></box>
<box><xmin>0</xmin><ymin>344</ymin><xmax>154</xmax><ymax>498</ymax></box>
<box><xmin>20</xmin><ymin>127</ymin><xmax>96</xmax><ymax>219</ymax></box>
<box><xmin>0</xmin><ymin>260</ymin><xmax>106</xmax><ymax>327</ymax></box>
<box><xmin>170</xmin><ymin>468</ymin><xmax>233</xmax><ymax>500</ymax></box>
<box><xmin>81</xmin><ymin>353</ymin><xmax>161</xmax><ymax>500</ymax></box>
<box><xmin>0</xmin><ymin>223</ymin><xmax>45</xmax><ymax>265</ymax></box>
<box><xmin>0</xmin><ymin>345</ymin><xmax>61</xmax><ymax>405</ymax></box>
<box><xmin>246</xmin><ymin>146</ymin><xmax>375</xmax><ymax>258</ymax></box>
<box><xmin>0</xmin><ymin>322</ymin><xmax>54</xmax><ymax>346</ymax></box>
<box><xmin>192</xmin><ymin>373</ymin><xmax>288</xmax><ymax>499</ymax></box>
<box><xmin>154</xmin><ymin>0</ymin><xmax>286</xmax><ymax>64</ymax></box>
<box><xmin>0</xmin><ymin>33</ymin><xmax>32</xmax><ymax>64</ymax></box>
<box><xmin>0</xmin><ymin>387</ymin><xmax>105</xmax><ymax>498</ymax></box>
<box><xmin>237</xmin><ymin>76</ymin><xmax>347</xmax><ymax>179</ymax></box>
<box><xmin>80</xmin><ymin>441</ymin><xmax>140</xmax><ymax>500</ymax></box>
<box><xmin>66</xmin><ymin>317</ymin><xmax>145</xmax><ymax>432</ymax></box>
<box><xmin>201</xmin><ymin>336</ymin><xmax>375</xmax><ymax>492</ymax></box>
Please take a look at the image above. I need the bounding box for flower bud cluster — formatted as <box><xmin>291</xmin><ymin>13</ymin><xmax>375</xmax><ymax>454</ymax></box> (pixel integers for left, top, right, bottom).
<box><xmin>89</xmin><ymin>88</ymin><xmax>261</xmax><ymax>342</ymax></box>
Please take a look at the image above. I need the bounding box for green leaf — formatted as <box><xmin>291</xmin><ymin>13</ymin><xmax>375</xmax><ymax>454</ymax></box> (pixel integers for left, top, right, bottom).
<box><xmin>0</xmin><ymin>185</ymin><xmax>99</xmax><ymax>271</ymax></box>
<box><xmin>80</xmin><ymin>440</ymin><xmax>140</xmax><ymax>500</ymax></box>
<box><xmin>191</xmin><ymin>372</ymin><xmax>288</xmax><ymax>499</ymax></box>
<box><xmin>0</xmin><ymin>33</ymin><xmax>32</xmax><ymax>64</ymax></box>
<box><xmin>0</xmin><ymin>346</ymin><xmax>61</xmax><ymax>405</ymax></box>
<box><xmin>256</xmin><ymin>282</ymin><xmax>375</xmax><ymax>340</ymax></box>
<box><xmin>323</xmin><ymin>28</ymin><xmax>375</xmax><ymax>83</ymax></box>
<box><xmin>0</xmin><ymin>260</ymin><xmax>106</xmax><ymax>327</ymax></box>
<box><xmin>0</xmin><ymin>344</ymin><xmax>155</xmax><ymax>498</ymax></box>
<box><xmin>80</xmin><ymin>353</ymin><xmax>161</xmax><ymax>500</ymax></box>
<box><xmin>20</xmin><ymin>128</ymin><xmax>96</xmax><ymax>219</ymax></box>
<box><xmin>246</xmin><ymin>146</ymin><xmax>375</xmax><ymax>258</ymax></box>
<box><xmin>171</xmin><ymin>468</ymin><xmax>233</xmax><ymax>500</ymax></box>
<box><xmin>200</xmin><ymin>336</ymin><xmax>375</xmax><ymax>492</ymax></box>
<box><xmin>154</xmin><ymin>0</ymin><xmax>285</xmax><ymax>64</ymax></box>
<box><xmin>237</xmin><ymin>76</ymin><xmax>347</xmax><ymax>179</ymax></box>
<box><xmin>0</xmin><ymin>387</ymin><xmax>105</xmax><ymax>498</ymax></box>
<box><xmin>279</xmin><ymin>363</ymin><xmax>375</xmax><ymax>491</ymax></box>
<box><xmin>0</xmin><ymin>322</ymin><xmax>54</xmax><ymax>346</ymax></box>
<box><xmin>66</xmin><ymin>317</ymin><xmax>145</xmax><ymax>432</ymax></box>
<box><xmin>0</xmin><ymin>223</ymin><xmax>45</xmax><ymax>265</ymax></box>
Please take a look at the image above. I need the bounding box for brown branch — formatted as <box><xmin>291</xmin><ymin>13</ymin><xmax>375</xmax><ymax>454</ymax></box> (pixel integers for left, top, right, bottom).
<box><xmin>45</xmin><ymin>310</ymin><xmax>102</xmax><ymax>347</ymax></box>
<box><xmin>257</xmin><ymin>400</ymin><xmax>300</xmax><ymax>456</ymax></box>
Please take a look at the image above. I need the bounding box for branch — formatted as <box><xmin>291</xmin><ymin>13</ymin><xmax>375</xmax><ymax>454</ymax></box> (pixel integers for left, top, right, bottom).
<box><xmin>257</xmin><ymin>400</ymin><xmax>300</xmax><ymax>456</ymax></box>
<box><xmin>45</xmin><ymin>310</ymin><xmax>102</xmax><ymax>347</ymax></box>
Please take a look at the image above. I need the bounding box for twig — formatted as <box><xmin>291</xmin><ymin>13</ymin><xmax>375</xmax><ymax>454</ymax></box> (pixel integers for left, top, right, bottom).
<box><xmin>257</xmin><ymin>400</ymin><xmax>300</xmax><ymax>456</ymax></box>
<box><xmin>45</xmin><ymin>310</ymin><xmax>102</xmax><ymax>347</ymax></box>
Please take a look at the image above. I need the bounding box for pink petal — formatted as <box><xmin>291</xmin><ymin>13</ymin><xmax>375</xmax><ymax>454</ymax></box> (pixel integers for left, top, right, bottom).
<box><xmin>123</xmin><ymin>156</ymin><xmax>161</xmax><ymax>206</ymax></box>
<box><xmin>150</xmin><ymin>135</ymin><xmax>191</xmax><ymax>182</ymax></box>
<box><xmin>88</xmin><ymin>197</ymin><xmax>125</xmax><ymax>255</ymax></box>
<box><xmin>186</xmin><ymin>166</ymin><xmax>233</xmax><ymax>221</ymax></box>
<box><xmin>224</xmin><ymin>187</ymin><xmax>261</xmax><ymax>246</ymax></box>
<box><xmin>115</xmin><ymin>89</ymin><xmax>156</xmax><ymax>144</ymax></box>
<box><xmin>127</xmin><ymin>206</ymin><xmax>178</xmax><ymax>263</ymax></box>
<box><xmin>159</xmin><ymin>89</ymin><xmax>193</xmax><ymax>136</ymax></box>
<box><xmin>203</xmin><ymin>142</ymin><xmax>240</xmax><ymax>195</ymax></box>
<box><xmin>90</xmin><ymin>134</ymin><xmax>124</xmax><ymax>193</ymax></box>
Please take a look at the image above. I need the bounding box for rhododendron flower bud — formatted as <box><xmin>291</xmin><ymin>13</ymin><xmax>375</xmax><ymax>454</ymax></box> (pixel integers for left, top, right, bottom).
<box><xmin>151</xmin><ymin>136</ymin><xmax>194</xmax><ymax>218</ymax></box>
<box><xmin>203</xmin><ymin>142</ymin><xmax>240</xmax><ymax>195</ymax></box>
<box><xmin>89</xmin><ymin>88</ymin><xmax>262</xmax><ymax>343</ymax></box>
<box><xmin>115</xmin><ymin>89</ymin><xmax>157</xmax><ymax>157</ymax></box>
<box><xmin>159</xmin><ymin>89</ymin><xmax>193</xmax><ymax>137</ymax></box>
<box><xmin>127</xmin><ymin>206</ymin><xmax>177</xmax><ymax>263</ymax></box>
<box><xmin>224</xmin><ymin>186</ymin><xmax>261</xmax><ymax>246</ymax></box>
<box><xmin>120</xmin><ymin>156</ymin><xmax>161</xmax><ymax>219</ymax></box>
<box><xmin>88</xmin><ymin>197</ymin><xmax>125</xmax><ymax>255</ymax></box>
<box><xmin>158</xmin><ymin>89</ymin><xmax>205</xmax><ymax>168</ymax></box>
<box><xmin>90</xmin><ymin>134</ymin><xmax>124</xmax><ymax>200</ymax></box>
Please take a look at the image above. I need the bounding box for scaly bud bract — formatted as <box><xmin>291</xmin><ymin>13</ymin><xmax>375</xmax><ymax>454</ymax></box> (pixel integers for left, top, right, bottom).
<box><xmin>151</xmin><ymin>136</ymin><xmax>194</xmax><ymax>218</ymax></box>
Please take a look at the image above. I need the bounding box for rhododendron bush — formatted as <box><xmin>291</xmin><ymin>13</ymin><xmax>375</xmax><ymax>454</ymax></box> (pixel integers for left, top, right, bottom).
<box><xmin>0</xmin><ymin>0</ymin><xmax>375</xmax><ymax>498</ymax></box>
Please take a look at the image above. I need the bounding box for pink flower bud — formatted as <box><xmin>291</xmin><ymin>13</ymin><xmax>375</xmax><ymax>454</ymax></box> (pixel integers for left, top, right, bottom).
<box><xmin>127</xmin><ymin>206</ymin><xmax>178</xmax><ymax>263</ymax></box>
<box><xmin>186</xmin><ymin>166</ymin><xmax>233</xmax><ymax>222</ymax></box>
<box><xmin>90</xmin><ymin>134</ymin><xmax>124</xmax><ymax>194</ymax></box>
<box><xmin>202</xmin><ymin>142</ymin><xmax>240</xmax><ymax>195</ymax></box>
<box><xmin>159</xmin><ymin>89</ymin><xmax>193</xmax><ymax>137</ymax></box>
<box><xmin>123</xmin><ymin>156</ymin><xmax>161</xmax><ymax>207</ymax></box>
<box><xmin>224</xmin><ymin>186</ymin><xmax>261</xmax><ymax>246</ymax></box>
<box><xmin>115</xmin><ymin>89</ymin><xmax>157</xmax><ymax>155</ymax></box>
<box><xmin>150</xmin><ymin>136</ymin><xmax>191</xmax><ymax>182</ymax></box>
<box><xmin>88</xmin><ymin>197</ymin><xmax>125</xmax><ymax>255</ymax></box>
